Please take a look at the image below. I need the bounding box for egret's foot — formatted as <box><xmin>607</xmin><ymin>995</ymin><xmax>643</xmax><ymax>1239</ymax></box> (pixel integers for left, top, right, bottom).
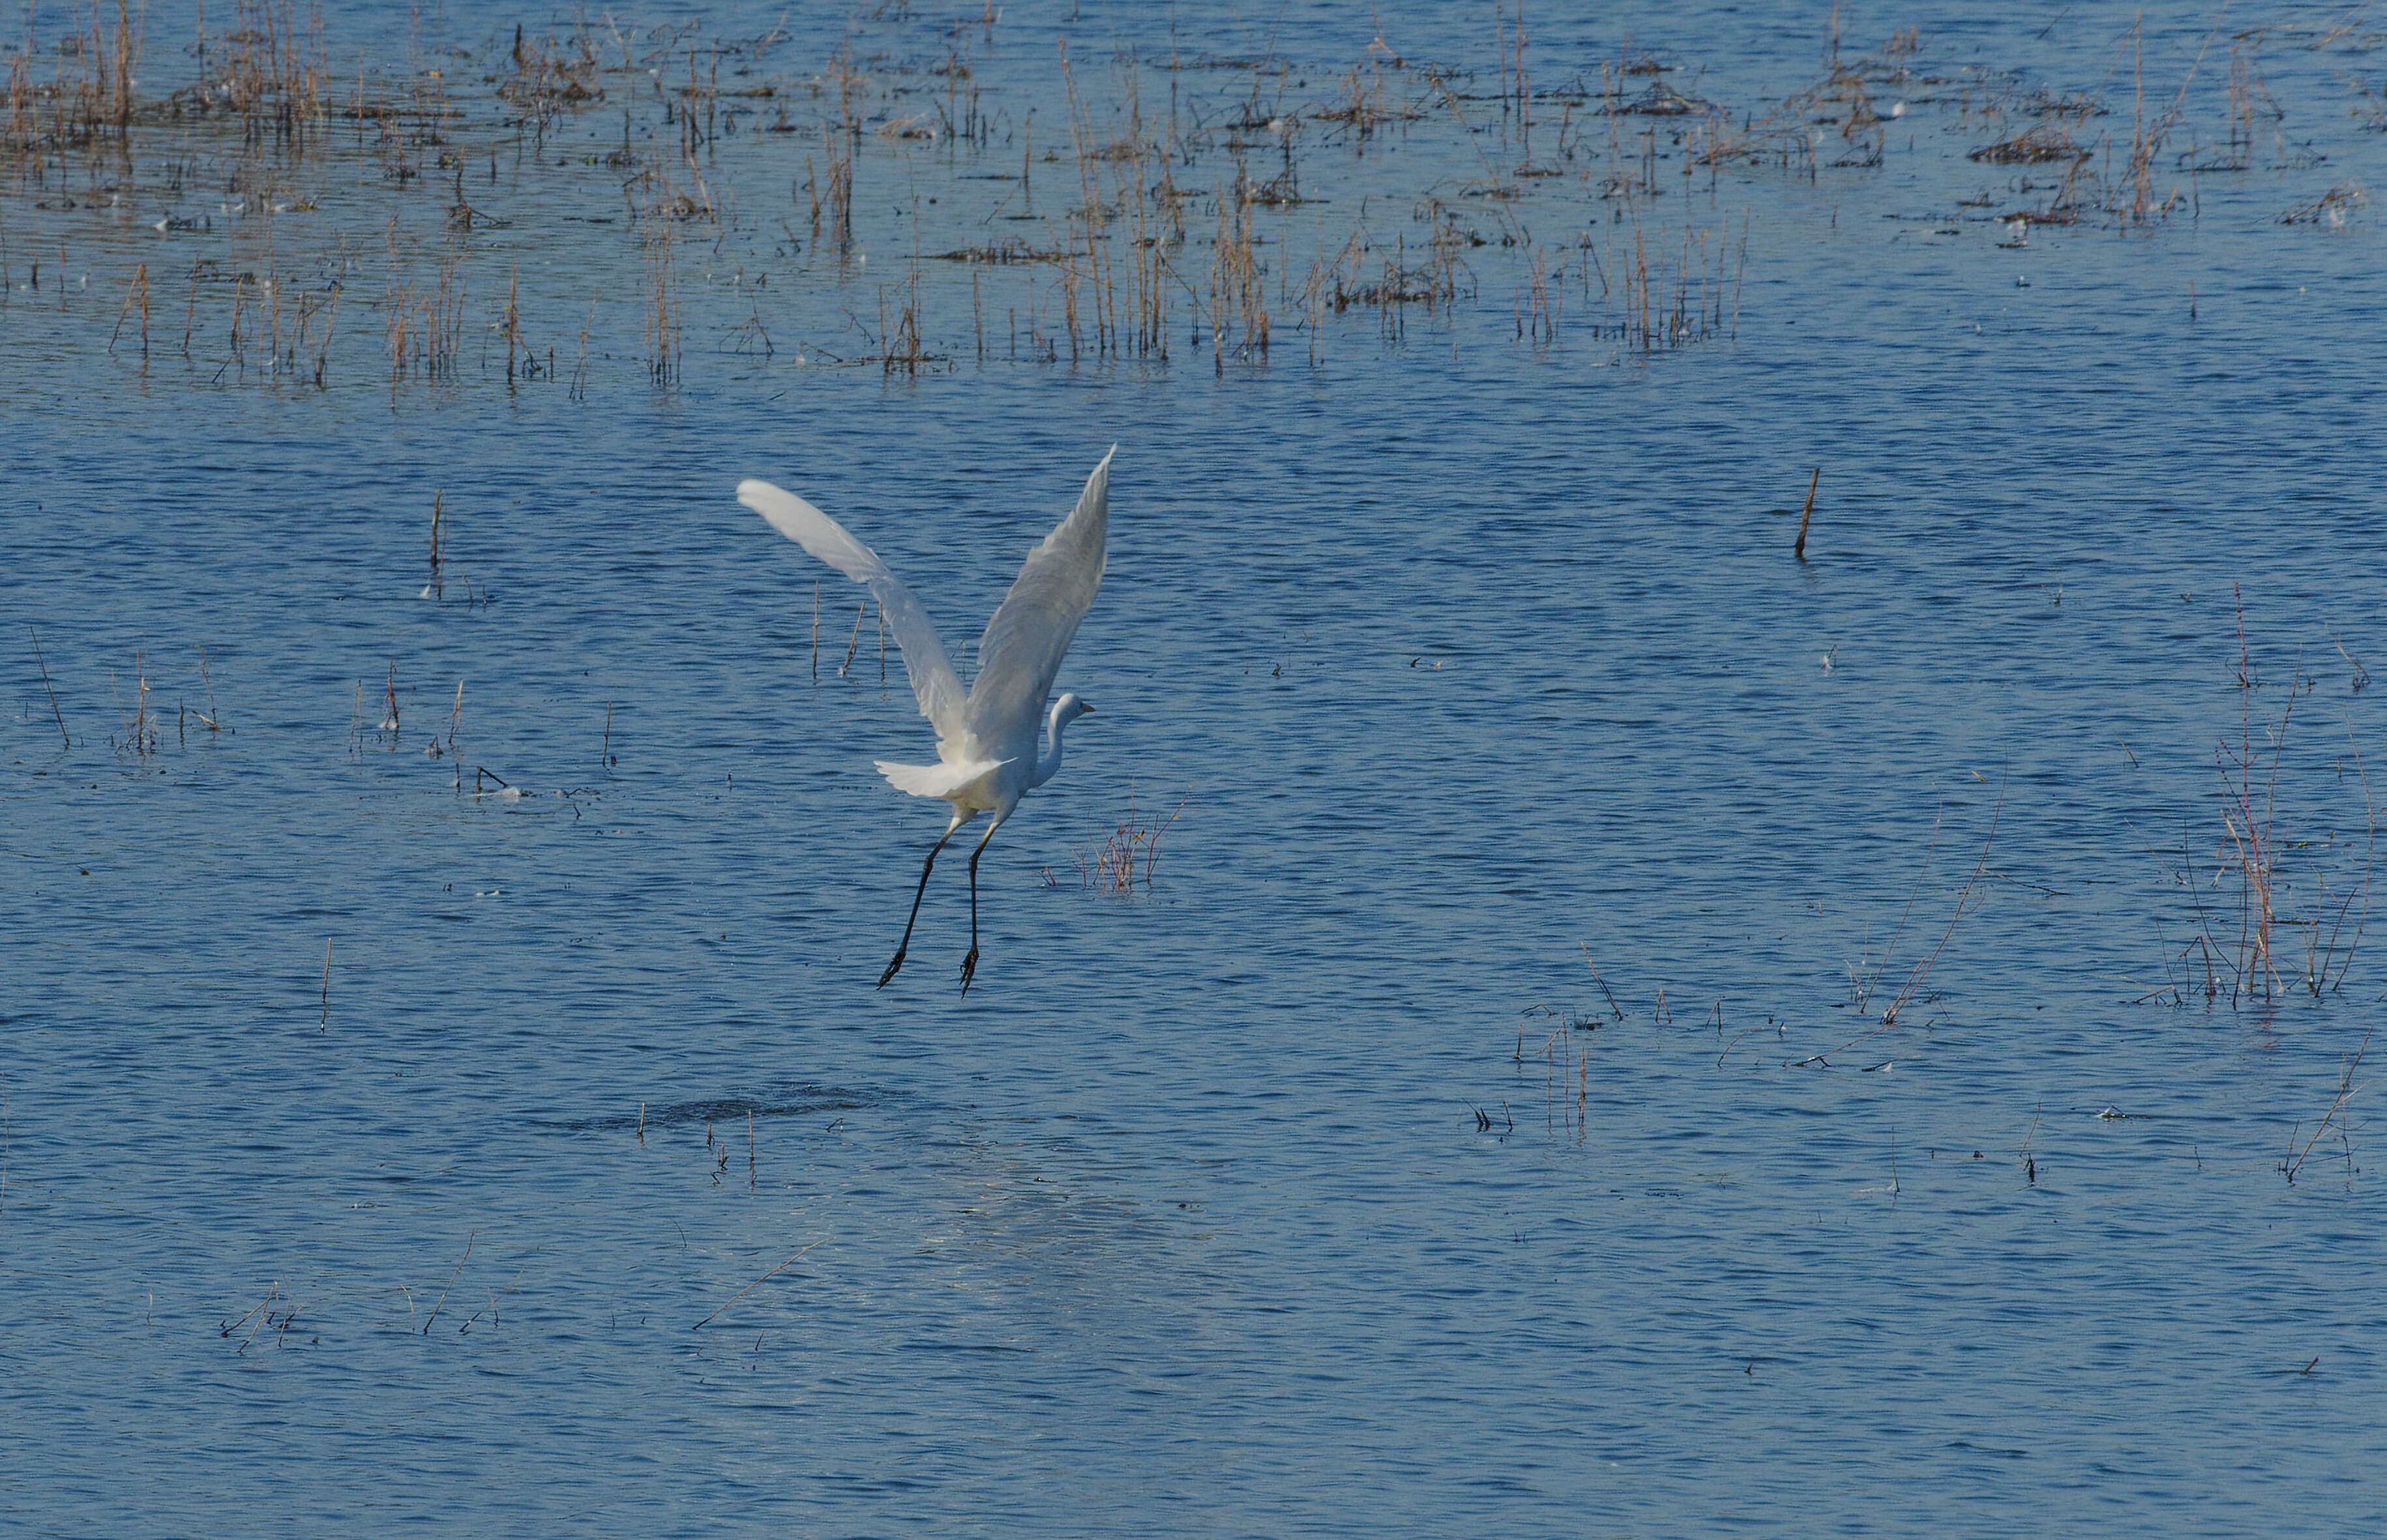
<box><xmin>958</xmin><ymin>945</ymin><xmax>981</xmax><ymax>996</ymax></box>
<box><xmin>878</xmin><ymin>946</ymin><xmax>908</xmax><ymax>988</ymax></box>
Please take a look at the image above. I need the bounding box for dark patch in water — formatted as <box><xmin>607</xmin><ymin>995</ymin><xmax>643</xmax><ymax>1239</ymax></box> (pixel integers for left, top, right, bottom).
<box><xmin>531</xmin><ymin>1080</ymin><xmax>885</xmax><ymax>1134</ymax></box>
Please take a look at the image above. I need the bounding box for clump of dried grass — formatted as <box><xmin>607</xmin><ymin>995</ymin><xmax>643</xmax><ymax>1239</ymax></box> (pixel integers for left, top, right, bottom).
<box><xmin>1045</xmin><ymin>792</ymin><xmax>1187</xmax><ymax>893</ymax></box>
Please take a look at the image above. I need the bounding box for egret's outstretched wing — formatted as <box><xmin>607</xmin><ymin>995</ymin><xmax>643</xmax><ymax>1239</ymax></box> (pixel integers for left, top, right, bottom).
<box><xmin>739</xmin><ymin>479</ymin><xmax>966</xmax><ymax>741</ymax></box>
<box><xmin>964</xmin><ymin>447</ymin><xmax>1114</xmax><ymax>744</ymax></box>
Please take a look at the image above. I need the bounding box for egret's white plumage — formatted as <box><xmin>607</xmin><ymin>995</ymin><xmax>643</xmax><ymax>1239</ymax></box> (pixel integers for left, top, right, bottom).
<box><xmin>738</xmin><ymin>447</ymin><xmax>1115</xmax><ymax>992</ymax></box>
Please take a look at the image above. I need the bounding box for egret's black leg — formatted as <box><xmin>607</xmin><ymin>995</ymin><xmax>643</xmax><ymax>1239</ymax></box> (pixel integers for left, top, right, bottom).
<box><xmin>958</xmin><ymin>817</ymin><xmax>1004</xmax><ymax>996</ymax></box>
<box><xmin>881</xmin><ymin>822</ymin><xmax>960</xmax><ymax>987</ymax></box>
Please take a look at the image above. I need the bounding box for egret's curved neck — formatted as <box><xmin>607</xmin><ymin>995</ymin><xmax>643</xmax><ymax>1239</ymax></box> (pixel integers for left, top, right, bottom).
<box><xmin>1031</xmin><ymin>700</ymin><xmax>1072</xmax><ymax>789</ymax></box>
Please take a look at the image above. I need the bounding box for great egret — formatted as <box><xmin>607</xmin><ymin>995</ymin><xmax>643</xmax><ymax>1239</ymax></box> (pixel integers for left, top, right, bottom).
<box><xmin>738</xmin><ymin>447</ymin><xmax>1115</xmax><ymax>993</ymax></box>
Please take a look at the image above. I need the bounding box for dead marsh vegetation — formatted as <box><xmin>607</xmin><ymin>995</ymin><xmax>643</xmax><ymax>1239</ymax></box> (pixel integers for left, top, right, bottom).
<box><xmin>2134</xmin><ymin>593</ymin><xmax>2380</xmax><ymax>1012</ymax></box>
<box><xmin>1500</xmin><ymin>591</ymin><xmax>2384</xmax><ymax>1196</ymax></box>
<box><xmin>1044</xmin><ymin>790</ymin><xmax>1187</xmax><ymax>896</ymax></box>
<box><xmin>5</xmin><ymin>10</ymin><xmax>2366</xmax><ymax>400</ymax></box>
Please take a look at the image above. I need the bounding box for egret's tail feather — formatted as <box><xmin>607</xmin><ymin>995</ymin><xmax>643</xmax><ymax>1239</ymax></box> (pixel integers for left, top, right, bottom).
<box><xmin>876</xmin><ymin>758</ymin><xmax>1007</xmax><ymax>799</ymax></box>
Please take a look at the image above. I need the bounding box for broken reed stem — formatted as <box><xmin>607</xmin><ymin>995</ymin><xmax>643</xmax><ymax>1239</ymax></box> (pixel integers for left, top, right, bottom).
<box><xmin>1579</xmin><ymin>945</ymin><xmax>1626</xmax><ymax>1022</ymax></box>
<box><xmin>1794</xmin><ymin>467</ymin><xmax>1818</xmax><ymax>561</ymax></box>
<box><xmin>811</xmin><ymin>578</ymin><xmax>820</xmax><ymax>683</ymax></box>
<box><xmin>107</xmin><ymin>261</ymin><xmax>148</xmax><ymax>355</ymax></box>
<box><xmin>601</xmin><ymin>700</ymin><xmax>613</xmax><ymax>768</ymax></box>
<box><xmin>196</xmin><ymin>644</ymin><xmax>224</xmax><ymax>733</ymax></box>
<box><xmin>319</xmin><ymin>939</ymin><xmax>332</xmax><ymax>1026</ymax></box>
<box><xmin>695</xmin><ymin>1240</ymin><xmax>822</xmax><ymax>1329</ymax></box>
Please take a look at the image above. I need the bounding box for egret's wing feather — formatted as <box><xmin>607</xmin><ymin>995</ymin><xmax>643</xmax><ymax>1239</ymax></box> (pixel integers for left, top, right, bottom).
<box><xmin>876</xmin><ymin>758</ymin><xmax>1008</xmax><ymax>799</ymax></box>
<box><xmin>965</xmin><ymin>447</ymin><xmax>1114</xmax><ymax>743</ymax></box>
<box><xmin>739</xmin><ymin>478</ymin><xmax>966</xmax><ymax>740</ymax></box>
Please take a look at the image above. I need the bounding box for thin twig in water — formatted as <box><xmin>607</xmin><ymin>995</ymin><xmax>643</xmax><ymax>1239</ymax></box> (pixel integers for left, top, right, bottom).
<box><xmin>695</xmin><ymin>1240</ymin><xmax>823</xmax><ymax>1329</ymax></box>
<box><xmin>1882</xmin><ymin>777</ymin><xmax>2005</xmax><ymax>1026</ymax></box>
<box><xmin>1854</xmin><ymin>800</ymin><xmax>1944</xmax><ymax>1011</ymax></box>
<box><xmin>2281</xmin><ymin>1025</ymin><xmax>2370</xmax><ymax>1185</ymax></box>
<box><xmin>29</xmin><ymin>629</ymin><xmax>68</xmax><ymax>748</ymax></box>
<box><xmin>194</xmin><ymin>645</ymin><xmax>224</xmax><ymax>733</ymax></box>
<box><xmin>2313</xmin><ymin>720</ymin><xmax>2375</xmax><ymax>994</ymax></box>
<box><xmin>838</xmin><ymin>600</ymin><xmax>866</xmax><ymax>677</ymax></box>
<box><xmin>423</xmin><ymin>1232</ymin><xmax>475</xmax><ymax>1333</ymax></box>
<box><xmin>1579</xmin><ymin>945</ymin><xmax>1625</xmax><ymax>1022</ymax></box>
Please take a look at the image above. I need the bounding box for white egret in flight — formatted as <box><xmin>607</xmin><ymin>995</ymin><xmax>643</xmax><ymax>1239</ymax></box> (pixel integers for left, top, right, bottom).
<box><xmin>738</xmin><ymin>447</ymin><xmax>1115</xmax><ymax>993</ymax></box>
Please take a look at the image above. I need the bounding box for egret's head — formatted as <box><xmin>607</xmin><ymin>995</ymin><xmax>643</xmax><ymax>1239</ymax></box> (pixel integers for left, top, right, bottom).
<box><xmin>1057</xmin><ymin>692</ymin><xmax>1095</xmax><ymax>722</ymax></box>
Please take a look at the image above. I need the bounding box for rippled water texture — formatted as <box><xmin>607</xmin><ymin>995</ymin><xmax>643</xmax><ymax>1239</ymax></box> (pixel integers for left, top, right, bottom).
<box><xmin>4</xmin><ymin>3</ymin><xmax>2385</xmax><ymax>1534</ymax></box>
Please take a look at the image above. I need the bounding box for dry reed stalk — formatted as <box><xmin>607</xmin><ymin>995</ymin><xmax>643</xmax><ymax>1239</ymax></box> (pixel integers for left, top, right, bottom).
<box><xmin>29</xmin><ymin>629</ymin><xmax>69</xmax><ymax>748</ymax></box>
<box><xmin>310</xmin><ymin>283</ymin><xmax>340</xmax><ymax>386</ymax></box>
<box><xmin>422</xmin><ymin>1231</ymin><xmax>474</xmax><ymax>1333</ymax></box>
<box><xmin>319</xmin><ymin>940</ymin><xmax>331</xmax><ymax>1026</ymax></box>
<box><xmin>107</xmin><ymin>263</ymin><xmax>149</xmax><ymax>356</ymax></box>
<box><xmin>1066</xmin><ymin>791</ymin><xmax>1189</xmax><ymax>893</ymax></box>
<box><xmin>640</xmin><ymin>179</ymin><xmax>682</xmax><ymax>386</ymax></box>
<box><xmin>2217</xmin><ymin>587</ymin><xmax>2287</xmax><ymax>1002</ymax></box>
<box><xmin>3</xmin><ymin>48</ymin><xmax>28</xmax><ymax>153</ymax></box>
<box><xmin>1879</xmin><ymin>779</ymin><xmax>2002</xmax><ymax>1028</ymax></box>
<box><xmin>1517</xmin><ymin>238</ymin><xmax>1557</xmax><ymax>344</ymax></box>
<box><xmin>2280</xmin><ymin>1025</ymin><xmax>2371</xmax><ymax>1185</ymax></box>
<box><xmin>1578</xmin><ymin>947</ymin><xmax>1626</xmax><ymax>1023</ymax></box>
<box><xmin>1206</xmin><ymin>173</ymin><xmax>1269</xmax><ymax>367</ymax></box>
<box><xmin>1794</xmin><ymin>469</ymin><xmax>1818</xmax><ymax>559</ymax></box>
<box><xmin>819</xmin><ymin>123</ymin><xmax>853</xmax><ymax>250</ymax></box>
<box><xmin>2307</xmin><ymin>723</ymin><xmax>2376</xmax><ymax>995</ymax></box>
<box><xmin>571</xmin><ymin>293</ymin><xmax>597</xmax><ymax>400</ymax></box>
<box><xmin>137</xmin><ymin>653</ymin><xmax>153</xmax><ymax>754</ymax></box>
<box><xmin>428</xmin><ymin>490</ymin><xmax>445</xmax><ymax>598</ymax></box>
<box><xmin>2226</xmin><ymin>44</ymin><xmax>2255</xmax><ymax>170</ymax></box>
<box><xmin>838</xmin><ymin>600</ymin><xmax>866</xmax><ymax>677</ymax></box>
<box><xmin>695</xmin><ymin>1240</ymin><xmax>822</xmax><ymax>1329</ymax></box>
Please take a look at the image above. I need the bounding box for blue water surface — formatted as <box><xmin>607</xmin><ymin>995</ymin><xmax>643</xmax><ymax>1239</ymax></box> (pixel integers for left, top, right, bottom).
<box><xmin>4</xmin><ymin>3</ymin><xmax>2384</xmax><ymax>1535</ymax></box>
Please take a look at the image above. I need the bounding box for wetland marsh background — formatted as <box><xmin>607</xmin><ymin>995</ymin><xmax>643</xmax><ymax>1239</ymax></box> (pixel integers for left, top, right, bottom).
<box><xmin>3</xmin><ymin>1</ymin><xmax>2385</xmax><ymax>1533</ymax></box>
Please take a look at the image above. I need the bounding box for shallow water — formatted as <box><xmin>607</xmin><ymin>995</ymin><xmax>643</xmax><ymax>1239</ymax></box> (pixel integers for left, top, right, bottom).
<box><xmin>5</xmin><ymin>3</ymin><xmax>2386</xmax><ymax>1535</ymax></box>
